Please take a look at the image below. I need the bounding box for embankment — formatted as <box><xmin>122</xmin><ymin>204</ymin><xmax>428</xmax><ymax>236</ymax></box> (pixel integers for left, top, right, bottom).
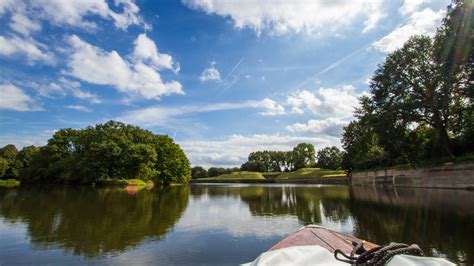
<box><xmin>350</xmin><ymin>161</ymin><xmax>474</xmax><ymax>189</ymax></box>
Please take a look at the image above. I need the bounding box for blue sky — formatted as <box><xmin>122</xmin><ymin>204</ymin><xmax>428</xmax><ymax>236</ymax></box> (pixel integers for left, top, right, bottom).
<box><xmin>0</xmin><ymin>0</ymin><xmax>448</xmax><ymax>167</ymax></box>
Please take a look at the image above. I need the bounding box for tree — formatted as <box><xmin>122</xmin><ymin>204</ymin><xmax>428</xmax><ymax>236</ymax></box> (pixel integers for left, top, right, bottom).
<box><xmin>291</xmin><ymin>143</ymin><xmax>316</xmax><ymax>170</ymax></box>
<box><xmin>22</xmin><ymin>121</ymin><xmax>191</xmax><ymax>185</ymax></box>
<box><xmin>208</xmin><ymin>167</ymin><xmax>226</xmax><ymax>177</ymax></box>
<box><xmin>316</xmin><ymin>147</ymin><xmax>344</xmax><ymax>170</ymax></box>
<box><xmin>341</xmin><ymin>1</ymin><xmax>473</xmax><ymax>171</ymax></box>
<box><xmin>191</xmin><ymin>166</ymin><xmax>208</xmax><ymax>179</ymax></box>
<box><xmin>341</xmin><ymin>117</ymin><xmax>388</xmax><ymax>171</ymax></box>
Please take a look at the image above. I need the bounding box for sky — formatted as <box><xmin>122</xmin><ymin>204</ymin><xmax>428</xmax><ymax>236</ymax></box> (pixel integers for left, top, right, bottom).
<box><xmin>0</xmin><ymin>0</ymin><xmax>449</xmax><ymax>168</ymax></box>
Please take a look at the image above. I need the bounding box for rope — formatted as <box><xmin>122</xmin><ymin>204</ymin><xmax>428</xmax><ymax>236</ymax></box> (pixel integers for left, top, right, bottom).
<box><xmin>334</xmin><ymin>242</ymin><xmax>424</xmax><ymax>265</ymax></box>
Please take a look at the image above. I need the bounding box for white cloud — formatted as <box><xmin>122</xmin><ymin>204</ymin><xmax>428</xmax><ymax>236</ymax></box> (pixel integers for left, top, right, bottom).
<box><xmin>0</xmin><ymin>129</ymin><xmax>55</xmax><ymax>148</ymax></box>
<box><xmin>32</xmin><ymin>82</ymin><xmax>65</xmax><ymax>98</ymax></box>
<box><xmin>373</xmin><ymin>8</ymin><xmax>445</xmax><ymax>53</ymax></box>
<box><xmin>179</xmin><ymin>134</ymin><xmax>331</xmax><ymax>168</ymax></box>
<box><xmin>287</xmin><ymin>85</ymin><xmax>360</xmax><ymax>117</ymax></box>
<box><xmin>32</xmin><ymin>0</ymin><xmax>146</xmax><ymax>30</ymax></box>
<box><xmin>117</xmin><ymin>99</ymin><xmax>285</xmax><ymax>126</ymax></box>
<box><xmin>66</xmin><ymin>35</ymin><xmax>183</xmax><ymax>100</ymax></box>
<box><xmin>399</xmin><ymin>0</ymin><xmax>428</xmax><ymax>15</ymax></box>
<box><xmin>10</xmin><ymin>12</ymin><xmax>41</xmax><ymax>36</ymax></box>
<box><xmin>287</xmin><ymin>118</ymin><xmax>350</xmax><ymax>137</ymax></box>
<box><xmin>65</xmin><ymin>105</ymin><xmax>91</xmax><ymax>112</ymax></box>
<box><xmin>252</xmin><ymin>98</ymin><xmax>285</xmax><ymax>116</ymax></box>
<box><xmin>0</xmin><ymin>35</ymin><xmax>55</xmax><ymax>65</ymax></box>
<box><xmin>0</xmin><ymin>0</ymin><xmax>15</xmax><ymax>16</ymax></box>
<box><xmin>182</xmin><ymin>0</ymin><xmax>384</xmax><ymax>35</ymax></box>
<box><xmin>132</xmin><ymin>33</ymin><xmax>179</xmax><ymax>72</ymax></box>
<box><xmin>200</xmin><ymin>66</ymin><xmax>221</xmax><ymax>81</ymax></box>
<box><xmin>29</xmin><ymin>77</ymin><xmax>101</xmax><ymax>104</ymax></box>
<box><xmin>0</xmin><ymin>83</ymin><xmax>41</xmax><ymax>111</ymax></box>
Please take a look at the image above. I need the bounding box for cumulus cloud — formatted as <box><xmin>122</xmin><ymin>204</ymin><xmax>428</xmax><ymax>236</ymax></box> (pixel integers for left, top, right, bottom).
<box><xmin>252</xmin><ymin>98</ymin><xmax>285</xmax><ymax>116</ymax></box>
<box><xmin>0</xmin><ymin>83</ymin><xmax>41</xmax><ymax>111</ymax></box>
<box><xmin>200</xmin><ymin>64</ymin><xmax>221</xmax><ymax>82</ymax></box>
<box><xmin>373</xmin><ymin>8</ymin><xmax>445</xmax><ymax>53</ymax></box>
<box><xmin>65</xmin><ymin>105</ymin><xmax>91</xmax><ymax>112</ymax></box>
<box><xmin>182</xmin><ymin>0</ymin><xmax>384</xmax><ymax>35</ymax></box>
<box><xmin>66</xmin><ymin>35</ymin><xmax>183</xmax><ymax>100</ymax></box>
<box><xmin>287</xmin><ymin>85</ymin><xmax>360</xmax><ymax>117</ymax></box>
<box><xmin>179</xmin><ymin>134</ymin><xmax>331</xmax><ymax>168</ymax></box>
<box><xmin>0</xmin><ymin>35</ymin><xmax>55</xmax><ymax>65</ymax></box>
<box><xmin>132</xmin><ymin>34</ymin><xmax>179</xmax><ymax>73</ymax></box>
<box><xmin>287</xmin><ymin>118</ymin><xmax>350</xmax><ymax>137</ymax></box>
<box><xmin>117</xmin><ymin>98</ymin><xmax>285</xmax><ymax>126</ymax></box>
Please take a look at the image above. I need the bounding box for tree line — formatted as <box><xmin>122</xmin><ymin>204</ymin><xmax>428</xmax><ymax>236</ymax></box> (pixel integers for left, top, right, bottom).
<box><xmin>341</xmin><ymin>1</ymin><xmax>473</xmax><ymax>171</ymax></box>
<box><xmin>0</xmin><ymin>121</ymin><xmax>191</xmax><ymax>185</ymax></box>
<box><xmin>191</xmin><ymin>143</ymin><xmax>345</xmax><ymax>179</ymax></box>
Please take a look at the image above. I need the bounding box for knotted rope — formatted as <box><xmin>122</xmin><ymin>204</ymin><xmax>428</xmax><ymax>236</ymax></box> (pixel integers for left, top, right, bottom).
<box><xmin>334</xmin><ymin>241</ymin><xmax>424</xmax><ymax>265</ymax></box>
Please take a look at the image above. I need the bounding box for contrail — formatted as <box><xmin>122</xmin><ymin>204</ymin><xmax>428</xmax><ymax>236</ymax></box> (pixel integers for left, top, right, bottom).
<box><xmin>215</xmin><ymin>57</ymin><xmax>245</xmax><ymax>96</ymax></box>
<box><xmin>294</xmin><ymin>44</ymin><xmax>369</xmax><ymax>90</ymax></box>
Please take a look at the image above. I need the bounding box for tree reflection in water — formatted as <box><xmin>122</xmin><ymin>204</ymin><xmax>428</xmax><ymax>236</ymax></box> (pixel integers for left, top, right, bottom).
<box><xmin>0</xmin><ymin>184</ymin><xmax>472</xmax><ymax>264</ymax></box>
<box><xmin>0</xmin><ymin>186</ymin><xmax>189</xmax><ymax>257</ymax></box>
<box><xmin>190</xmin><ymin>184</ymin><xmax>473</xmax><ymax>263</ymax></box>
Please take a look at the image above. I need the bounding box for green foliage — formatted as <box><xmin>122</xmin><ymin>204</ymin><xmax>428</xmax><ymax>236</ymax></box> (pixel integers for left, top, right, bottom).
<box><xmin>240</xmin><ymin>143</ymin><xmax>316</xmax><ymax>172</ymax></box>
<box><xmin>20</xmin><ymin>121</ymin><xmax>190</xmax><ymax>185</ymax></box>
<box><xmin>342</xmin><ymin>2</ymin><xmax>473</xmax><ymax>171</ymax></box>
<box><xmin>291</xmin><ymin>143</ymin><xmax>316</xmax><ymax>170</ymax></box>
<box><xmin>316</xmin><ymin>146</ymin><xmax>344</xmax><ymax>170</ymax></box>
<box><xmin>207</xmin><ymin>167</ymin><xmax>240</xmax><ymax>177</ymax></box>
<box><xmin>0</xmin><ymin>179</ymin><xmax>20</xmax><ymax>187</ymax></box>
<box><xmin>191</xmin><ymin>166</ymin><xmax>208</xmax><ymax>179</ymax></box>
<box><xmin>0</xmin><ymin>145</ymin><xmax>39</xmax><ymax>180</ymax></box>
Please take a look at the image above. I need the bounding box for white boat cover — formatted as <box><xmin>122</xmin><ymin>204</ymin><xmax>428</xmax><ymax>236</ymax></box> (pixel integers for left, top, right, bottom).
<box><xmin>242</xmin><ymin>245</ymin><xmax>455</xmax><ymax>266</ymax></box>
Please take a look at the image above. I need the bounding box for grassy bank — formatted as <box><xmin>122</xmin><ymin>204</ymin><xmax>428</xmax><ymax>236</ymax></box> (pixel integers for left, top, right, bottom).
<box><xmin>193</xmin><ymin>168</ymin><xmax>347</xmax><ymax>183</ymax></box>
<box><xmin>276</xmin><ymin>168</ymin><xmax>346</xmax><ymax>179</ymax></box>
<box><xmin>199</xmin><ymin>171</ymin><xmax>265</xmax><ymax>181</ymax></box>
<box><xmin>0</xmin><ymin>179</ymin><xmax>21</xmax><ymax>188</ymax></box>
<box><xmin>95</xmin><ymin>179</ymin><xmax>153</xmax><ymax>187</ymax></box>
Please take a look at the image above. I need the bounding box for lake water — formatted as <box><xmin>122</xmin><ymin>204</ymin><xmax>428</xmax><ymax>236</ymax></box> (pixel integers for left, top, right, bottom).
<box><xmin>0</xmin><ymin>184</ymin><xmax>473</xmax><ymax>264</ymax></box>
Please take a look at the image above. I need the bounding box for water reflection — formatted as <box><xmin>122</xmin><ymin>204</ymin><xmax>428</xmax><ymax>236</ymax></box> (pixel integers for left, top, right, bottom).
<box><xmin>188</xmin><ymin>184</ymin><xmax>473</xmax><ymax>263</ymax></box>
<box><xmin>348</xmin><ymin>187</ymin><xmax>474</xmax><ymax>263</ymax></box>
<box><xmin>0</xmin><ymin>186</ymin><xmax>188</xmax><ymax>257</ymax></box>
<box><xmin>0</xmin><ymin>184</ymin><xmax>472</xmax><ymax>264</ymax></box>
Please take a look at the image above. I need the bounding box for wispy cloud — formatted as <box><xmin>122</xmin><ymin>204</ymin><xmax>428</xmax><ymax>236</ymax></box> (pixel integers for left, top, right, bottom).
<box><xmin>117</xmin><ymin>98</ymin><xmax>284</xmax><ymax>126</ymax></box>
<box><xmin>65</xmin><ymin>105</ymin><xmax>91</xmax><ymax>112</ymax></box>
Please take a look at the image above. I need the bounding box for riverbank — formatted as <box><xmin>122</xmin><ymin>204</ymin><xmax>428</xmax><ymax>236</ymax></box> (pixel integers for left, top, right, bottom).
<box><xmin>191</xmin><ymin>168</ymin><xmax>348</xmax><ymax>185</ymax></box>
<box><xmin>0</xmin><ymin>179</ymin><xmax>20</xmax><ymax>188</ymax></box>
<box><xmin>350</xmin><ymin>161</ymin><xmax>474</xmax><ymax>189</ymax></box>
<box><xmin>190</xmin><ymin>176</ymin><xmax>349</xmax><ymax>184</ymax></box>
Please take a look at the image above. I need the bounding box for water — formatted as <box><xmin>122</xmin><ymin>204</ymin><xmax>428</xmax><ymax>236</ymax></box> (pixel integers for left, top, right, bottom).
<box><xmin>0</xmin><ymin>184</ymin><xmax>472</xmax><ymax>264</ymax></box>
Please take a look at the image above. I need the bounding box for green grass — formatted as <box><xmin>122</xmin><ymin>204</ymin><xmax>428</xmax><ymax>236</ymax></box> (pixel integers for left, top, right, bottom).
<box><xmin>96</xmin><ymin>178</ymin><xmax>153</xmax><ymax>187</ymax></box>
<box><xmin>262</xmin><ymin>172</ymin><xmax>281</xmax><ymax>179</ymax></box>
<box><xmin>276</xmin><ymin>168</ymin><xmax>346</xmax><ymax>179</ymax></box>
<box><xmin>0</xmin><ymin>179</ymin><xmax>21</xmax><ymax>187</ymax></box>
<box><xmin>200</xmin><ymin>171</ymin><xmax>265</xmax><ymax>180</ymax></box>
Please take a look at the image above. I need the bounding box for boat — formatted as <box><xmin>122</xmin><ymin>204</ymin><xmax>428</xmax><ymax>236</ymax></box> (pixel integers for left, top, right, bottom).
<box><xmin>243</xmin><ymin>225</ymin><xmax>455</xmax><ymax>265</ymax></box>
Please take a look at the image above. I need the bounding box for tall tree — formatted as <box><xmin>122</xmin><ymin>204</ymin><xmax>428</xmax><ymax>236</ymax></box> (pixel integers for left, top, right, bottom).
<box><xmin>316</xmin><ymin>146</ymin><xmax>344</xmax><ymax>170</ymax></box>
<box><xmin>291</xmin><ymin>143</ymin><xmax>316</xmax><ymax>170</ymax></box>
<box><xmin>191</xmin><ymin>166</ymin><xmax>208</xmax><ymax>179</ymax></box>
